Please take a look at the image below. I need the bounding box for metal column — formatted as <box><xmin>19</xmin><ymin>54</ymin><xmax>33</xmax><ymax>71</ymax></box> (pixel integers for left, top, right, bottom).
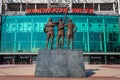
<box><xmin>47</xmin><ymin>0</ymin><xmax>50</xmax><ymax>8</ymax></box>
<box><xmin>103</xmin><ymin>19</ymin><xmax>107</xmax><ymax>52</ymax></box>
<box><xmin>105</xmin><ymin>55</ymin><xmax>107</xmax><ymax>64</ymax></box>
<box><xmin>113</xmin><ymin>3</ymin><xmax>116</xmax><ymax>14</ymax></box>
<box><xmin>87</xmin><ymin>18</ymin><xmax>90</xmax><ymax>52</ymax></box>
<box><xmin>35</xmin><ymin>3</ymin><xmax>37</xmax><ymax>9</ymax></box>
<box><xmin>118</xmin><ymin>0</ymin><xmax>120</xmax><ymax>15</ymax></box>
<box><xmin>98</xmin><ymin>3</ymin><xmax>100</xmax><ymax>13</ymax></box>
<box><xmin>20</xmin><ymin>3</ymin><xmax>22</xmax><ymax>14</ymax></box>
<box><xmin>14</xmin><ymin>20</ymin><xmax>17</xmax><ymax>52</ymax></box>
<box><xmin>0</xmin><ymin>0</ymin><xmax>2</xmax><ymax>51</ymax></box>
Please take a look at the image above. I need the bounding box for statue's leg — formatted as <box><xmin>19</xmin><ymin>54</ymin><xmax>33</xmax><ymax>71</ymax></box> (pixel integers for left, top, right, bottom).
<box><xmin>67</xmin><ymin>35</ymin><xmax>70</xmax><ymax>49</ymax></box>
<box><xmin>50</xmin><ymin>35</ymin><xmax>54</xmax><ymax>49</ymax></box>
<box><xmin>56</xmin><ymin>35</ymin><xmax>60</xmax><ymax>48</ymax></box>
<box><xmin>46</xmin><ymin>35</ymin><xmax>50</xmax><ymax>49</ymax></box>
<box><xmin>61</xmin><ymin>36</ymin><xmax>64</xmax><ymax>49</ymax></box>
<box><xmin>70</xmin><ymin>37</ymin><xmax>73</xmax><ymax>49</ymax></box>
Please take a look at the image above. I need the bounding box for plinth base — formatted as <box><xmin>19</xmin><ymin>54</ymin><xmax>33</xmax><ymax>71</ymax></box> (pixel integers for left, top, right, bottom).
<box><xmin>35</xmin><ymin>49</ymin><xmax>86</xmax><ymax>78</ymax></box>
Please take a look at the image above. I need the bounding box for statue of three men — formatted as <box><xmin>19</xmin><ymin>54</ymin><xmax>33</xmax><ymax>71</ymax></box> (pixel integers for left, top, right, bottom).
<box><xmin>44</xmin><ymin>18</ymin><xmax>77</xmax><ymax>49</ymax></box>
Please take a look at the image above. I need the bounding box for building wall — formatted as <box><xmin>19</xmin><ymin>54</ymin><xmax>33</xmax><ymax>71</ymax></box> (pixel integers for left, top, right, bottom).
<box><xmin>9</xmin><ymin>0</ymin><xmax>116</xmax><ymax>3</ymax></box>
<box><xmin>1</xmin><ymin>14</ymin><xmax>119</xmax><ymax>53</ymax></box>
<box><xmin>3</xmin><ymin>2</ymin><xmax>118</xmax><ymax>15</ymax></box>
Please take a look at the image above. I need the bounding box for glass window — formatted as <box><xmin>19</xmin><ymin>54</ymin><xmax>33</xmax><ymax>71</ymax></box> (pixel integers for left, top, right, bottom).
<box><xmin>16</xmin><ymin>32</ymin><xmax>31</xmax><ymax>41</ymax></box>
<box><xmin>1</xmin><ymin>15</ymin><xmax>119</xmax><ymax>52</ymax></box>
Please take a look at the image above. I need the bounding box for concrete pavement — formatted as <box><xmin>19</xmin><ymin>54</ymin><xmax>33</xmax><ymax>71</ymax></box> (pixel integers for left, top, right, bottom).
<box><xmin>0</xmin><ymin>64</ymin><xmax>120</xmax><ymax>80</ymax></box>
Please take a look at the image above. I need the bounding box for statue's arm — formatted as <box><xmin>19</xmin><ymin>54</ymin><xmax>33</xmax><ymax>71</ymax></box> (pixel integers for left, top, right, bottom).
<box><xmin>58</xmin><ymin>24</ymin><xmax>68</xmax><ymax>31</ymax></box>
<box><xmin>58</xmin><ymin>26</ymin><xmax>64</xmax><ymax>30</ymax></box>
<box><xmin>58</xmin><ymin>23</ymin><xmax>68</xmax><ymax>30</ymax></box>
<box><xmin>64</xmin><ymin>24</ymin><xmax>68</xmax><ymax>27</ymax></box>
<box><xmin>52</xmin><ymin>22</ymin><xmax>59</xmax><ymax>25</ymax></box>
<box><xmin>63</xmin><ymin>13</ymin><xmax>67</xmax><ymax>24</ymax></box>
<box><xmin>44</xmin><ymin>24</ymin><xmax>47</xmax><ymax>33</ymax></box>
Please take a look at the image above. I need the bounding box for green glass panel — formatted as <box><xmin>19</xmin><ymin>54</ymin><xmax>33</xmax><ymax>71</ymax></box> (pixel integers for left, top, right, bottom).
<box><xmin>1</xmin><ymin>14</ymin><xmax>119</xmax><ymax>53</ymax></box>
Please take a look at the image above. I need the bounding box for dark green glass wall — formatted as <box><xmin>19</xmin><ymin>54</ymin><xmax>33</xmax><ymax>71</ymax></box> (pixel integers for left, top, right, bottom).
<box><xmin>1</xmin><ymin>14</ymin><xmax>119</xmax><ymax>53</ymax></box>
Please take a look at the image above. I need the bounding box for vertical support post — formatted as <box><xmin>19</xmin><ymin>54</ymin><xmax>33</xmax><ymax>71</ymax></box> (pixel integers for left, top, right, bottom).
<box><xmin>113</xmin><ymin>3</ymin><xmax>116</xmax><ymax>14</ymax></box>
<box><xmin>14</xmin><ymin>32</ymin><xmax>16</xmax><ymax>52</ymax></box>
<box><xmin>99</xmin><ymin>33</ymin><xmax>103</xmax><ymax>51</ymax></box>
<box><xmin>14</xmin><ymin>19</ymin><xmax>17</xmax><ymax>52</ymax></box>
<box><xmin>118</xmin><ymin>0</ymin><xmax>120</xmax><ymax>33</ymax></box>
<box><xmin>31</xmin><ymin>31</ymin><xmax>33</xmax><ymax>52</ymax></box>
<box><xmin>98</xmin><ymin>3</ymin><xmax>100</xmax><ymax>13</ymax></box>
<box><xmin>0</xmin><ymin>0</ymin><xmax>2</xmax><ymax>15</ymax></box>
<box><xmin>83</xmin><ymin>32</ymin><xmax>87</xmax><ymax>52</ymax></box>
<box><xmin>105</xmin><ymin>55</ymin><xmax>107</xmax><ymax>64</ymax></box>
<box><xmin>35</xmin><ymin>3</ymin><xmax>37</xmax><ymax>9</ymax></box>
<box><xmin>87</xmin><ymin>18</ymin><xmax>90</xmax><ymax>52</ymax></box>
<box><xmin>31</xmin><ymin>19</ymin><xmax>33</xmax><ymax>52</ymax></box>
<box><xmin>88</xmin><ymin>55</ymin><xmax>90</xmax><ymax>64</ymax></box>
<box><xmin>20</xmin><ymin>3</ymin><xmax>22</xmax><ymax>14</ymax></box>
<box><xmin>4</xmin><ymin>3</ymin><xmax>7</xmax><ymax>15</ymax></box>
<box><xmin>14</xmin><ymin>25</ymin><xmax>16</xmax><ymax>52</ymax></box>
<box><xmin>83</xmin><ymin>3</ymin><xmax>85</xmax><ymax>9</ymax></box>
<box><xmin>118</xmin><ymin>15</ymin><xmax>120</xmax><ymax>27</ymax></box>
<box><xmin>0</xmin><ymin>0</ymin><xmax>2</xmax><ymax>52</ymax></box>
<box><xmin>118</xmin><ymin>0</ymin><xmax>120</xmax><ymax>15</ymax></box>
<box><xmin>18</xmin><ymin>41</ymin><xmax>20</xmax><ymax>51</ymax></box>
<box><xmin>103</xmin><ymin>19</ymin><xmax>107</xmax><ymax>52</ymax></box>
<box><xmin>92</xmin><ymin>1</ymin><xmax>94</xmax><ymax>10</ymax></box>
<box><xmin>47</xmin><ymin>0</ymin><xmax>50</xmax><ymax>8</ymax></box>
<box><xmin>83</xmin><ymin>3</ymin><xmax>85</xmax><ymax>12</ymax></box>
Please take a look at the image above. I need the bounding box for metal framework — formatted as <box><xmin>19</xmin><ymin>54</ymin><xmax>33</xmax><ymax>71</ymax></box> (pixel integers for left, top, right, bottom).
<box><xmin>0</xmin><ymin>0</ymin><xmax>120</xmax><ymax>15</ymax></box>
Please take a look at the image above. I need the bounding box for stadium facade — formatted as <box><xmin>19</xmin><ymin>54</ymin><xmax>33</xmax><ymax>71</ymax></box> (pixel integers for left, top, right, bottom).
<box><xmin>0</xmin><ymin>0</ymin><xmax>120</xmax><ymax>64</ymax></box>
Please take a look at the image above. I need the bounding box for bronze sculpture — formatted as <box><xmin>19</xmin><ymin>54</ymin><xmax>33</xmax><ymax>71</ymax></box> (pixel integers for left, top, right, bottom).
<box><xmin>44</xmin><ymin>18</ymin><xmax>57</xmax><ymax>49</ymax></box>
<box><xmin>65</xmin><ymin>19</ymin><xmax>77</xmax><ymax>49</ymax></box>
<box><xmin>56</xmin><ymin>18</ymin><xmax>65</xmax><ymax>49</ymax></box>
<box><xmin>56</xmin><ymin>13</ymin><xmax>67</xmax><ymax>49</ymax></box>
<box><xmin>44</xmin><ymin>17</ymin><xmax>77</xmax><ymax>49</ymax></box>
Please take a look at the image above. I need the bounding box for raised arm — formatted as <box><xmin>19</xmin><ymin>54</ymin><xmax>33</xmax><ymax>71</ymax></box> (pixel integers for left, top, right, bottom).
<box><xmin>63</xmin><ymin>12</ymin><xmax>67</xmax><ymax>25</ymax></box>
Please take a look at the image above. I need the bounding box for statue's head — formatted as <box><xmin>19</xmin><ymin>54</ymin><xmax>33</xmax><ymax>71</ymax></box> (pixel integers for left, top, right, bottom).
<box><xmin>69</xmin><ymin>18</ymin><xmax>72</xmax><ymax>22</ymax></box>
<box><xmin>49</xmin><ymin>18</ymin><xmax>52</xmax><ymax>22</ymax></box>
<box><xmin>59</xmin><ymin>18</ymin><xmax>63</xmax><ymax>21</ymax></box>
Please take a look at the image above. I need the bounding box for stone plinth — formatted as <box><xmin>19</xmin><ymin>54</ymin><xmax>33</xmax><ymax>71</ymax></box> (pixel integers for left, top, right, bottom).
<box><xmin>35</xmin><ymin>49</ymin><xmax>86</xmax><ymax>78</ymax></box>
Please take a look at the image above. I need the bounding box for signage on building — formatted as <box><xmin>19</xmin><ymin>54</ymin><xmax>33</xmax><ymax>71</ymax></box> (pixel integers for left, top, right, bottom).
<box><xmin>26</xmin><ymin>8</ymin><xmax>94</xmax><ymax>14</ymax></box>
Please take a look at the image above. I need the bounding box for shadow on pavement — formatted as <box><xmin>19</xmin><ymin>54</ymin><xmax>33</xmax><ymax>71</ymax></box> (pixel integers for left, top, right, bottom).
<box><xmin>85</xmin><ymin>69</ymin><xmax>99</xmax><ymax>77</ymax></box>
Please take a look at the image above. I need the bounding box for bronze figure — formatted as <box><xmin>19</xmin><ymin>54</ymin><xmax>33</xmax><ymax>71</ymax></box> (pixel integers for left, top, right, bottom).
<box><xmin>44</xmin><ymin>18</ymin><xmax>57</xmax><ymax>49</ymax></box>
<box><xmin>56</xmin><ymin>18</ymin><xmax>65</xmax><ymax>49</ymax></box>
<box><xmin>65</xmin><ymin>19</ymin><xmax>77</xmax><ymax>49</ymax></box>
<box><xmin>56</xmin><ymin>13</ymin><xmax>67</xmax><ymax>49</ymax></box>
